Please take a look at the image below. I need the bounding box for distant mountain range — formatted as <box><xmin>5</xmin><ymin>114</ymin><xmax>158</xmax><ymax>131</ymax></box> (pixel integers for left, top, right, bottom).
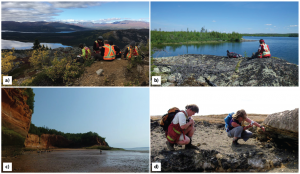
<box><xmin>2</xmin><ymin>20</ymin><xmax>149</xmax><ymax>32</ymax></box>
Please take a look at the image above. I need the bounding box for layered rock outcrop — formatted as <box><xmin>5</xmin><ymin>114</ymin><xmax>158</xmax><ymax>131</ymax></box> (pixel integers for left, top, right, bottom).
<box><xmin>2</xmin><ymin>88</ymin><xmax>32</xmax><ymax>138</ymax></box>
<box><xmin>257</xmin><ymin>108</ymin><xmax>298</xmax><ymax>149</ymax></box>
<box><xmin>152</xmin><ymin>55</ymin><xmax>298</xmax><ymax>86</ymax></box>
<box><xmin>25</xmin><ymin>133</ymin><xmax>71</xmax><ymax>149</ymax></box>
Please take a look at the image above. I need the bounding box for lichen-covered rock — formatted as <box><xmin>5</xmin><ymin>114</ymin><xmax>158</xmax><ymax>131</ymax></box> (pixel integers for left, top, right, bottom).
<box><xmin>152</xmin><ymin>54</ymin><xmax>298</xmax><ymax>86</ymax></box>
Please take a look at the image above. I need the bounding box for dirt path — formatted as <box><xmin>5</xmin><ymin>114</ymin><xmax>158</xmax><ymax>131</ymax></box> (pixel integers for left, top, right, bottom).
<box><xmin>74</xmin><ymin>59</ymin><xmax>149</xmax><ymax>86</ymax></box>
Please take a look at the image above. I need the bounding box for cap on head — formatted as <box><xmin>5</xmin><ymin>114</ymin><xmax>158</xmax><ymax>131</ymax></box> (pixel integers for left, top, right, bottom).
<box><xmin>98</xmin><ymin>36</ymin><xmax>103</xmax><ymax>40</ymax></box>
<box><xmin>79</xmin><ymin>43</ymin><xmax>84</xmax><ymax>48</ymax></box>
<box><xmin>130</xmin><ymin>41</ymin><xmax>135</xmax><ymax>47</ymax></box>
<box><xmin>259</xmin><ymin>39</ymin><xmax>264</xmax><ymax>43</ymax></box>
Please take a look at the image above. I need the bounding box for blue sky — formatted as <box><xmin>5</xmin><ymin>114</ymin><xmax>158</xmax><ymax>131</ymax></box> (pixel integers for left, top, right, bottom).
<box><xmin>151</xmin><ymin>2</ymin><xmax>298</xmax><ymax>33</ymax></box>
<box><xmin>2</xmin><ymin>2</ymin><xmax>149</xmax><ymax>23</ymax></box>
<box><xmin>32</xmin><ymin>88</ymin><xmax>149</xmax><ymax>148</ymax></box>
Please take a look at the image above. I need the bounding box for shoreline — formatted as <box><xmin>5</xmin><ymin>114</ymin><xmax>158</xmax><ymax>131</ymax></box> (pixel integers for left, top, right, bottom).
<box><xmin>152</xmin><ymin>38</ymin><xmax>256</xmax><ymax>46</ymax></box>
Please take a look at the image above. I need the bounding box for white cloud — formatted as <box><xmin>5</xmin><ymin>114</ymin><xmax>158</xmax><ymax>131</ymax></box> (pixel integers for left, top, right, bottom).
<box><xmin>274</xmin><ymin>26</ymin><xmax>276</xmax><ymax>27</ymax></box>
<box><xmin>265</xmin><ymin>24</ymin><xmax>272</xmax><ymax>26</ymax></box>
<box><xmin>290</xmin><ymin>25</ymin><xmax>298</xmax><ymax>27</ymax></box>
<box><xmin>212</xmin><ymin>20</ymin><xmax>216</xmax><ymax>22</ymax></box>
<box><xmin>1</xmin><ymin>2</ymin><xmax>103</xmax><ymax>22</ymax></box>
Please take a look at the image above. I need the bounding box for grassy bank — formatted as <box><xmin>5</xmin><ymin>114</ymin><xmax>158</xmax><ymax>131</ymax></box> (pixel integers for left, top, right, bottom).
<box><xmin>2</xmin><ymin>126</ymin><xmax>26</xmax><ymax>157</ymax></box>
<box><xmin>151</xmin><ymin>30</ymin><xmax>242</xmax><ymax>45</ymax></box>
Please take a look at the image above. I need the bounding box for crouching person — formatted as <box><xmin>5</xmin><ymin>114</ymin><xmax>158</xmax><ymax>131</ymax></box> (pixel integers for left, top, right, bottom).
<box><xmin>166</xmin><ymin>104</ymin><xmax>199</xmax><ymax>151</ymax></box>
<box><xmin>227</xmin><ymin>109</ymin><xmax>265</xmax><ymax>147</ymax></box>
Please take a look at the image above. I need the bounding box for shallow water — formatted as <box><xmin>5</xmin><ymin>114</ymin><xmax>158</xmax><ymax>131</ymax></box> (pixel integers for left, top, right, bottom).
<box><xmin>2</xmin><ymin>149</ymin><xmax>149</xmax><ymax>172</ymax></box>
<box><xmin>152</xmin><ymin>36</ymin><xmax>298</xmax><ymax>65</ymax></box>
<box><xmin>1</xmin><ymin>39</ymin><xmax>71</xmax><ymax>50</ymax></box>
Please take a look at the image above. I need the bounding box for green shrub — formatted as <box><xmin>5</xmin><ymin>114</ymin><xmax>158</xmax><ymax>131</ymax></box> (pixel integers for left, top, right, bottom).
<box><xmin>2</xmin><ymin>126</ymin><xmax>25</xmax><ymax>146</ymax></box>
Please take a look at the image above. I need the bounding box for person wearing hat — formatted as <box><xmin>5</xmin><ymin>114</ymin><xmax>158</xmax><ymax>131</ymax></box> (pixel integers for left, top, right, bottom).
<box><xmin>227</xmin><ymin>109</ymin><xmax>265</xmax><ymax>147</ymax></box>
<box><xmin>166</xmin><ymin>104</ymin><xmax>199</xmax><ymax>151</ymax></box>
<box><xmin>93</xmin><ymin>36</ymin><xmax>104</xmax><ymax>61</ymax></box>
<box><xmin>124</xmin><ymin>41</ymin><xmax>139</xmax><ymax>60</ymax></box>
<box><xmin>93</xmin><ymin>36</ymin><xmax>104</xmax><ymax>54</ymax></box>
<box><xmin>252</xmin><ymin>39</ymin><xmax>271</xmax><ymax>58</ymax></box>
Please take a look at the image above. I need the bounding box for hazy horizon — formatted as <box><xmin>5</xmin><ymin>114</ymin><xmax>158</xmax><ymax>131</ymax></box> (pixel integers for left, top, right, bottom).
<box><xmin>32</xmin><ymin>88</ymin><xmax>149</xmax><ymax>148</ymax></box>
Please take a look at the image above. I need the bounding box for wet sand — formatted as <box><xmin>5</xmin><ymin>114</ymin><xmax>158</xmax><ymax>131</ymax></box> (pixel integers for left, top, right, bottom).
<box><xmin>2</xmin><ymin>149</ymin><xmax>149</xmax><ymax>172</ymax></box>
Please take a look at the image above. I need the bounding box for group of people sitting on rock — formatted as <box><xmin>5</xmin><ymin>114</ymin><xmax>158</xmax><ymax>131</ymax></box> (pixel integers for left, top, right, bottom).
<box><xmin>162</xmin><ymin>105</ymin><xmax>265</xmax><ymax>151</ymax></box>
<box><xmin>76</xmin><ymin>36</ymin><xmax>139</xmax><ymax>63</ymax></box>
<box><xmin>227</xmin><ymin>39</ymin><xmax>271</xmax><ymax>58</ymax></box>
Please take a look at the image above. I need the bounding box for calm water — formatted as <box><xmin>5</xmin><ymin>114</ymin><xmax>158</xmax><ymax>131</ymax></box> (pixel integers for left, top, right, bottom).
<box><xmin>152</xmin><ymin>36</ymin><xmax>299</xmax><ymax>65</ymax></box>
<box><xmin>3</xmin><ymin>149</ymin><xmax>149</xmax><ymax>172</ymax></box>
<box><xmin>1</xmin><ymin>39</ymin><xmax>71</xmax><ymax>50</ymax></box>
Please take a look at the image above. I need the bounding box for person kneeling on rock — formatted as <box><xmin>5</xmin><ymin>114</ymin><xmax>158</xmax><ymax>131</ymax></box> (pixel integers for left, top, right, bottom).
<box><xmin>227</xmin><ymin>109</ymin><xmax>265</xmax><ymax>147</ymax></box>
<box><xmin>166</xmin><ymin>104</ymin><xmax>199</xmax><ymax>151</ymax></box>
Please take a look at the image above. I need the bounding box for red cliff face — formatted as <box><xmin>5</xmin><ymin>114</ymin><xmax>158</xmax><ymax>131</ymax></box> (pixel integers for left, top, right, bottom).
<box><xmin>25</xmin><ymin>133</ymin><xmax>71</xmax><ymax>149</ymax></box>
<box><xmin>24</xmin><ymin>134</ymin><xmax>108</xmax><ymax>149</ymax></box>
<box><xmin>2</xmin><ymin>88</ymin><xmax>32</xmax><ymax>138</ymax></box>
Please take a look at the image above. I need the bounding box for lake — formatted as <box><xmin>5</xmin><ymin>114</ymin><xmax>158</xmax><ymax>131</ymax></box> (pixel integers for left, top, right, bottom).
<box><xmin>1</xmin><ymin>39</ymin><xmax>71</xmax><ymax>50</ymax></box>
<box><xmin>2</xmin><ymin>149</ymin><xmax>149</xmax><ymax>172</ymax></box>
<box><xmin>152</xmin><ymin>36</ymin><xmax>298</xmax><ymax>65</ymax></box>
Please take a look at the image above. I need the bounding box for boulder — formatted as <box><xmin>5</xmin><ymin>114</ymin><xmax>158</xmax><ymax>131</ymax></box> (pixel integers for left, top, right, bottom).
<box><xmin>263</xmin><ymin>108</ymin><xmax>298</xmax><ymax>133</ymax></box>
<box><xmin>257</xmin><ymin>108</ymin><xmax>298</xmax><ymax>149</ymax></box>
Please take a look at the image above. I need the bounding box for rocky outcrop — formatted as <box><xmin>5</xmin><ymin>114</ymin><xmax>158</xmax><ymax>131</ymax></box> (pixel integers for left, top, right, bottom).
<box><xmin>151</xmin><ymin>117</ymin><xmax>298</xmax><ymax>172</ymax></box>
<box><xmin>24</xmin><ymin>133</ymin><xmax>107</xmax><ymax>149</ymax></box>
<box><xmin>24</xmin><ymin>133</ymin><xmax>40</xmax><ymax>148</ymax></box>
<box><xmin>257</xmin><ymin>108</ymin><xmax>298</xmax><ymax>149</ymax></box>
<box><xmin>2</xmin><ymin>88</ymin><xmax>32</xmax><ymax>138</ymax></box>
<box><xmin>263</xmin><ymin>108</ymin><xmax>298</xmax><ymax>132</ymax></box>
<box><xmin>152</xmin><ymin>54</ymin><xmax>298</xmax><ymax>86</ymax></box>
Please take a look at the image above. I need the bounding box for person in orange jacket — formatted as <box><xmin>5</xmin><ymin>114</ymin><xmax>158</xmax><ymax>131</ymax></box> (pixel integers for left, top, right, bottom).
<box><xmin>252</xmin><ymin>39</ymin><xmax>271</xmax><ymax>58</ymax></box>
<box><xmin>124</xmin><ymin>41</ymin><xmax>139</xmax><ymax>60</ymax></box>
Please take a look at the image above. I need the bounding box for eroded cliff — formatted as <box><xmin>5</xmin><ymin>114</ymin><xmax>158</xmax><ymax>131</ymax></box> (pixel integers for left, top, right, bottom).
<box><xmin>2</xmin><ymin>88</ymin><xmax>32</xmax><ymax>139</ymax></box>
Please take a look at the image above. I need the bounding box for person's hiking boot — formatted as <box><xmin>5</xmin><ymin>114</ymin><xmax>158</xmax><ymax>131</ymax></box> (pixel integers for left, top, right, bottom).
<box><xmin>185</xmin><ymin>137</ymin><xmax>198</xmax><ymax>149</ymax></box>
<box><xmin>232</xmin><ymin>140</ymin><xmax>241</xmax><ymax>147</ymax></box>
<box><xmin>166</xmin><ymin>141</ymin><xmax>175</xmax><ymax>151</ymax></box>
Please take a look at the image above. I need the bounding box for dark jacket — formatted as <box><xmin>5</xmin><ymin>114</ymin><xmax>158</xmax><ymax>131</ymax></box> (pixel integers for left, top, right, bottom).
<box><xmin>93</xmin><ymin>40</ymin><xmax>104</xmax><ymax>53</ymax></box>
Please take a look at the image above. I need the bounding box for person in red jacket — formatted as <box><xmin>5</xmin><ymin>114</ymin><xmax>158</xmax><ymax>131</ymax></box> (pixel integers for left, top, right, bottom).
<box><xmin>166</xmin><ymin>104</ymin><xmax>199</xmax><ymax>151</ymax></box>
<box><xmin>252</xmin><ymin>39</ymin><xmax>271</xmax><ymax>58</ymax></box>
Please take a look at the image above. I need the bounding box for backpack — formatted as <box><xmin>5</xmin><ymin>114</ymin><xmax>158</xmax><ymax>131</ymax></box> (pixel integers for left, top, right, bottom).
<box><xmin>227</xmin><ymin>50</ymin><xmax>242</xmax><ymax>58</ymax></box>
<box><xmin>224</xmin><ymin>112</ymin><xmax>234</xmax><ymax>132</ymax></box>
<box><xmin>160</xmin><ymin>107</ymin><xmax>181</xmax><ymax>131</ymax></box>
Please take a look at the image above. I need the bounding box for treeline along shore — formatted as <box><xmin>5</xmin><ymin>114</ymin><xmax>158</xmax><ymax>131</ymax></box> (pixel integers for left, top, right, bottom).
<box><xmin>151</xmin><ymin>29</ymin><xmax>243</xmax><ymax>45</ymax></box>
